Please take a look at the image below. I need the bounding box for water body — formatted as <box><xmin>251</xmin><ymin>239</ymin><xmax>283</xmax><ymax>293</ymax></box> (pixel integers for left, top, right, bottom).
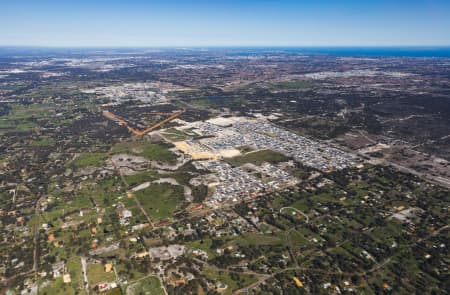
<box><xmin>2</xmin><ymin>46</ymin><xmax>450</xmax><ymax>58</ymax></box>
<box><xmin>282</xmin><ymin>46</ymin><xmax>450</xmax><ymax>58</ymax></box>
<box><xmin>222</xmin><ymin>46</ymin><xmax>450</xmax><ymax>58</ymax></box>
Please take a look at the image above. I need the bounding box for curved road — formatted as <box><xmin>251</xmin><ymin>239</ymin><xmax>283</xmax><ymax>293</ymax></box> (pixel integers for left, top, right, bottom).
<box><xmin>280</xmin><ymin>207</ymin><xmax>309</xmax><ymax>223</ymax></box>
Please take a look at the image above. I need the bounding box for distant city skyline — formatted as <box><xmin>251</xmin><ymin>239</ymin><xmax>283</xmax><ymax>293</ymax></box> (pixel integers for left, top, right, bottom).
<box><xmin>1</xmin><ymin>0</ymin><xmax>450</xmax><ymax>47</ymax></box>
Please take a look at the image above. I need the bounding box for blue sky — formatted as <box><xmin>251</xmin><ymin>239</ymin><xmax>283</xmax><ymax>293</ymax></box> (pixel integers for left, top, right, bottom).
<box><xmin>1</xmin><ymin>0</ymin><xmax>450</xmax><ymax>47</ymax></box>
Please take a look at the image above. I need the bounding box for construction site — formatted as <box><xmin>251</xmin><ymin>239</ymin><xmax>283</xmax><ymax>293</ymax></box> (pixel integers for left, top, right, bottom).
<box><xmin>102</xmin><ymin>107</ymin><xmax>185</xmax><ymax>136</ymax></box>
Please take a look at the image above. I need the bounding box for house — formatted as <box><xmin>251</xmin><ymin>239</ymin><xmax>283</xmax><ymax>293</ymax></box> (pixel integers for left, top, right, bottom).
<box><xmin>52</xmin><ymin>261</ymin><xmax>65</xmax><ymax>278</ymax></box>
<box><xmin>94</xmin><ymin>282</ymin><xmax>117</xmax><ymax>292</ymax></box>
<box><xmin>63</xmin><ymin>274</ymin><xmax>71</xmax><ymax>283</ymax></box>
<box><xmin>104</xmin><ymin>263</ymin><xmax>113</xmax><ymax>273</ymax></box>
<box><xmin>293</xmin><ymin>277</ymin><xmax>304</xmax><ymax>288</ymax></box>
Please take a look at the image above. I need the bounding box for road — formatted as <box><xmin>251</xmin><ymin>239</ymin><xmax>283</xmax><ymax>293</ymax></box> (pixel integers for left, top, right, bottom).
<box><xmin>387</xmin><ymin>161</ymin><xmax>450</xmax><ymax>189</ymax></box>
<box><xmin>81</xmin><ymin>256</ymin><xmax>90</xmax><ymax>295</ymax></box>
<box><xmin>280</xmin><ymin>207</ymin><xmax>309</xmax><ymax>223</ymax></box>
<box><xmin>354</xmin><ymin>148</ymin><xmax>450</xmax><ymax>189</ymax></box>
<box><xmin>234</xmin><ymin>223</ymin><xmax>450</xmax><ymax>294</ymax></box>
<box><xmin>103</xmin><ymin>109</ymin><xmax>185</xmax><ymax>137</ymax></box>
<box><xmin>33</xmin><ymin>195</ymin><xmax>45</xmax><ymax>294</ymax></box>
<box><xmin>112</xmin><ymin>157</ymin><xmax>154</xmax><ymax>228</ymax></box>
<box><xmin>285</xmin><ymin>227</ymin><xmax>299</xmax><ymax>267</ymax></box>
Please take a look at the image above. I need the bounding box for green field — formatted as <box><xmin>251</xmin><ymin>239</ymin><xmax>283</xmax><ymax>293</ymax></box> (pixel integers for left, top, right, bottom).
<box><xmin>40</xmin><ymin>278</ymin><xmax>77</xmax><ymax>295</ymax></box>
<box><xmin>104</xmin><ymin>288</ymin><xmax>122</xmax><ymax>295</ymax></box>
<box><xmin>112</xmin><ymin>140</ymin><xmax>177</xmax><ymax>163</ymax></box>
<box><xmin>40</xmin><ymin>194</ymin><xmax>93</xmax><ymax>228</ymax></box>
<box><xmin>135</xmin><ymin>183</ymin><xmax>185</xmax><ymax>221</ymax></box>
<box><xmin>202</xmin><ymin>266</ymin><xmax>257</xmax><ymax>295</ymax></box>
<box><xmin>160</xmin><ymin>128</ymin><xmax>197</xmax><ymax>141</ymax></box>
<box><xmin>32</xmin><ymin>136</ymin><xmax>56</xmax><ymax>146</ymax></box>
<box><xmin>39</xmin><ymin>257</ymin><xmax>84</xmax><ymax>295</ymax></box>
<box><xmin>71</xmin><ymin>152</ymin><xmax>108</xmax><ymax>168</ymax></box>
<box><xmin>232</xmin><ymin>232</ymin><xmax>284</xmax><ymax>247</ymax></box>
<box><xmin>6</xmin><ymin>103</ymin><xmax>55</xmax><ymax>119</ymax></box>
<box><xmin>0</xmin><ymin>119</ymin><xmax>36</xmax><ymax>134</ymax></box>
<box><xmin>124</xmin><ymin>170</ymin><xmax>160</xmax><ymax>187</ymax></box>
<box><xmin>66</xmin><ymin>257</ymin><xmax>84</xmax><ymax>292</ymax></box>
<box><xmin>226</xmin><ymin>149</ymin><xmax>289</xmax><ymax>167</ymax></box>
<box><xmin>87</xmin><ymin>263</ymin><xmax>116</xmax><ymax>285</ymax></box>
<box><xmin>188</xmin><ymin>98</ymin><xmax>217</xmax><ymax>106</ymax></box>
<box><xmin>129</xmin><ymin>276</ymin><xmax>164</xmax><ymax>295</ymax></box>
<box><xmin>0</xmin><ymin>103</ymin><xmax>56</xmax><ymax>134</ymax></box>
<box><xmin>186</xmin><ymin>238</ymin><xmax>218</xmax><ymax>259</ymax></box>
<box><xmin>267</xmin><ymin>80</ymin><xmax>314</xmax><ymax>90</ymax></box>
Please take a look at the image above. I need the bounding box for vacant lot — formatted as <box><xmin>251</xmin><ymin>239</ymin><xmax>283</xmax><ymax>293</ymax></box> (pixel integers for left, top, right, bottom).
<box><xmin>112</xmin><ymin>140</ymin><xmax>177</xmax><ymax>163</ymax></box>
<box><xmin>202</xmin><ymin>266</ymin><xmax>257</xmax><ymax>295</ymax></box>
<box><xmin>0</xmin><ymin>103</ymin><xmax>55</xmax><ymax>134</ymax></box>
<box><xmin>87</xmin><ymin>263</ymin><xmax>115</xmax><ymax>286</ymax></box>
<box><xmin>135</xmin><ymin>183</ymin><xmax>184</xmax><ymax>221</ymax></box>
<box><xmin>129</xmin><ymin>276</ymin><xmax>165</xmax><ymax>295</ymax></box>
<box><xmin>268</xmin><ymin>80</ymin><xmax>314</xmax><ymax>90</ymax></box>
<box><xmin>40</xmin><ymin>278</ymin><xmax>76</xmax><ymax>295</ymax></box>
<box><xmin>227</xmin><ymin>149</ymin><xmax>289</xmax><ymax>167</ymax></box>
<box><xmin>71</xmin><ymin>152</ymin><xmax>108</xmax><ymax>168</ymax></box>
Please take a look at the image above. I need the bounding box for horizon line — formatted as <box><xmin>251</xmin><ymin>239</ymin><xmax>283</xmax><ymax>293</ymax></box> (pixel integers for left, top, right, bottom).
<box><xmin>1</xmin><ymin>45</ymin><xmax>450</xmax><ymax>49</ymax></box>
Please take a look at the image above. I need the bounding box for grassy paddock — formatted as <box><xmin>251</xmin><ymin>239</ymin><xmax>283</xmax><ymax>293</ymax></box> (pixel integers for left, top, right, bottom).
<box><xmin>87</xmin><ymin>263</ymin><xmax>115</xmax><ymax>286</ymax></box>
<box><xmin>112</xmin><ymin>140</ymin><xmax>177</xmax><ymax>163</ymax></box>
<box><xmin>71</xmin><ymin>152</ymin><xmax>108</xmax><ymax>168</ymax></box>
<box><xmin>226</xmin><ymin>149</ymin><xmax>289</xmax><ymax>167</ymax></box>
<box><xmin>135</xmin><ymin>183</ymin><xmax>185</xmax><ymax>221</ymax></box>
<box><xmin>130</xmin><ymin>276</ymin><xmax>165</xmax><ymax>295</ymax></box>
